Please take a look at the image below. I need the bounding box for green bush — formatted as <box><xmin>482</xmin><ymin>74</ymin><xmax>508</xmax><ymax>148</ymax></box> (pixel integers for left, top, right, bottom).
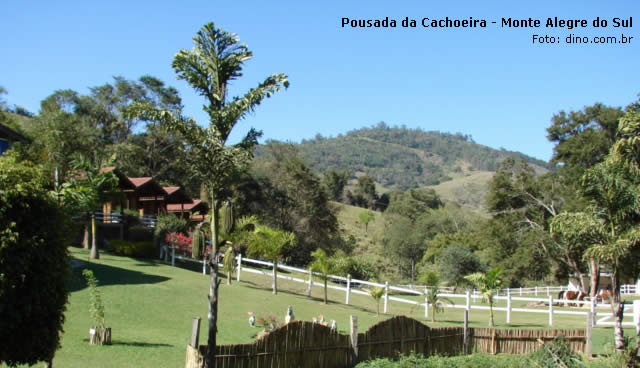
<box><xmin>355</xmin><ymin>353</ymin><xmax>532</xmax><ymax>368</ymax></box>
<box><xmin>0</xmin><ymin>154</ymin><xmax>70</xmax><ymax>366</ymax></box>
<box><xmin>154</xmin><ymin>213</ymin><xmax>189</xmax><ymax>248</ymax></box>
<box><xmin>109</xmin><ymin>240</ymin><xmax>155</xmax><ymax>257</ymax></box>
<box><xmin>128</xmin><ymin>225</ymin><xmax>154</xmax><ymax>242</ymax></box>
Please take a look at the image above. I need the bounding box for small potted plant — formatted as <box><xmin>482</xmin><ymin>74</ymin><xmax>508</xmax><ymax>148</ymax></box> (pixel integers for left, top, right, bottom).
<box><xmin>82</xmin><ymin>269</ymin><xmax>111</xmax><ymax>345</ymax></box>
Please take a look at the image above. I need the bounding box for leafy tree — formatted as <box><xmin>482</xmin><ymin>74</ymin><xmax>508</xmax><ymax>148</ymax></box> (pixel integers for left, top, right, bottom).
<box><xmin>381</xmin><ymin>214</ymin><xmax>425</xmax><ymax>284</ymax></box>
<box><xmin>323</xmin><ymin>169</ymin><xmax>349</xmax><ymax>201</ymax></box>
<box><xmin>438</xmin><ymin>245</ymin><xmax>485</xmax><ymax>289</ymax></box>
<box><xmin>356</xmin><ymin>175</ymin><xmax>378</xmax><ymax>209</ymax></box>
<box><xmin>309</xmin><ymin>248</ymin><xmax>336</xmax><ymax>304</ymax></box>
<box><xmin>358</xmin><ymin>210</ymin><xmax>375</xmax><ymax>232</ymax></box>
<box><xmin>385</xmin><ymin>188</ymin><xmax>442</xmax><ymax>221</ymax></box>
<box><xmin>0</xmin><ymin>153</ymin><xmax>70</xmax><ymax>366</ymax></box>
<box><xmin>246</xmin><ymin>225</ymin><xmax>296</xmax><ymax>295</ymax></box>
<box><xmin>128</xmin><ymin>22</ymin><xmax>288</xmax><ymax>367</ymax></box>
<box><xmin>420</xmin><ymin>271</ymin><xmax>452</xmax><ymax>323</ymax></box>
<box><xmin>465</xmin><ymin>267</ymin><xmax>503</xmax><ymax>328</ymax></box>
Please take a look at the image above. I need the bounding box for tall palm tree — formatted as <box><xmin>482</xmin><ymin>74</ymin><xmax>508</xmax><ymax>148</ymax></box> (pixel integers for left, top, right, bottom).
<box><xmin>465</xmin><ymin>267</ymin><xmax>503</xmax><ymax>328</ymax></box>
<box><xmin>128</xmin><ymin>23</ymin><xmax>288</xmax><ymax>367</ymax></box>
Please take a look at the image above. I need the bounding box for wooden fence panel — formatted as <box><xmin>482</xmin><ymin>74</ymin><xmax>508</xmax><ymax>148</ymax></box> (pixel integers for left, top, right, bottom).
<box><xmin>471</xmin><ymin>328</ymin><xmax>585</xmax><ymax>355</ymax></box>
<box><xmin>185</xmin><ymin>317</ymin><xmax>586</xmax><ymax>368</ymax></box>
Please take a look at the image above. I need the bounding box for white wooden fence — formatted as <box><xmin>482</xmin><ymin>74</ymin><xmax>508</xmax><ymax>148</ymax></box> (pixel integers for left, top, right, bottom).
<box><xmin>169</xmin><ymin>251</ymin><xmax>640</xmax><ymax>330</ymax></box>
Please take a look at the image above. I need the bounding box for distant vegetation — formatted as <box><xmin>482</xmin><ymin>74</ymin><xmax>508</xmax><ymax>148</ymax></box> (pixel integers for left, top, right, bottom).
<box><xmin>258</xmin><ymin>122</ymin><xmax>549</xmax><ymax>190</ymax></box>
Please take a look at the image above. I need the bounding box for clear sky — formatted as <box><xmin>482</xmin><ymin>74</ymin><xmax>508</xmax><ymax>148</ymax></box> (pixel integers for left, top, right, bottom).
<box><xmin>1</xmin><ymin>0</ymin><xmax>638</xmax><ymax>161</ymax></box>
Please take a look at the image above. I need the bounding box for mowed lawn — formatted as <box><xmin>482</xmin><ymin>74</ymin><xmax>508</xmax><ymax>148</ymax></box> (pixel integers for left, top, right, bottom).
<box><xmin>8</xmin><ymin>247</ymin><xmax>636</xmax><ymax>368</ymax></box>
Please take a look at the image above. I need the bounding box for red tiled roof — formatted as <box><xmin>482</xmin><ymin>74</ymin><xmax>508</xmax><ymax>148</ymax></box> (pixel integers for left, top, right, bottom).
<box><xmin>163</xmin><ymin>186</ymin><xmax>180</xmax><ymax>195</ymax></box>
<box><xmin>128</xmin><ymin>177</ymin><xmax>153</xmax><ymax>187</ymax></box>
<box><xmin>167</xmin><ymin>199</ymin><xmax>202</xmax><ymax>212</ymax></box>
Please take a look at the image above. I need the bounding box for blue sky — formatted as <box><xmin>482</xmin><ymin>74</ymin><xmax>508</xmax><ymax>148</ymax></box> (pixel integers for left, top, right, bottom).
<box><xmin>1</xmin><ymin>0</ymin><xmax>638</xmax><ymax>161</ymax></box>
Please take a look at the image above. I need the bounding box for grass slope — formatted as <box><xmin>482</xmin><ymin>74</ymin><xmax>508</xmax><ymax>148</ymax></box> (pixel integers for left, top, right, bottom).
<box><xmin>8</xmin><ymin>247</ymin><xmax>633</xmax><ymax>367</ymax></box>
<box><xmin>427</xmin><ymin>170</ymin><xmax>494</xmax><ymax>215</ymax></box>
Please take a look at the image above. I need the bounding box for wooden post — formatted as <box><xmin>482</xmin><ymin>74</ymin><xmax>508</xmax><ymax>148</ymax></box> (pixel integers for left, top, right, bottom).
<box><xmin>171</xmin><ymin>247</ymin><xmax>175</xmax><ymax>267</ymax></box>
<box><xmin>506</xmin><ymin>289</ymin><xmax>511</xmax><ymax>324</ymax></box>
<box><xmin>236</xmin><ymin>254</ymin><xmax>242</xmax><ymax>282</ymax></box>
<box><xmin>383</xmin><ymin>281</ymin><xmax>389</xmax><ymax>314</ymax></box>
<box><xmin>345</xmin><ymin>274</ymin><xmax>351</xmax><ymax>305</ymax></box>
<box><xmin>546</xmin><ymin>286</ymin><xmax>550</xmax><ymax>296</ymax></box>
<box><xmin>586</xmin><ymin>311</ymin><xmax>593</xmax><ymax>357</ymax></box>
<box><xmin>350</xmin><ymin>315</ymin><xmax>358</xmax><ymax>364</ymax></box>
<box><xmin>636</xmin><ymin>279</ymin><xmax>640</xmax><ymax>295</ymax></box>
<box><xmin>307</xmin><ymin>269</ymin><xmax>313</xmax><ymax>297</ymax></box>
<box><xmin>191</xmin><ymin>317</ymin><xmax>201</xmax><ymax>348</ymax></box>
<box><xmin>535</xmin><ymin>286</ymin><xmax>538</xmax><ymax>296</ymax></box>
<box><xmin>519</xmin><ymin>287</ymin><xmax>522</xmax><ymax>296</ymax></box>
<box><xmin>465</xmin><ymin>290</ymin><xmax>471</xmax><ymax>311</ymax></box>
<box><xmin>548</xmin><ymin>295</ymin><xmax>553</xmax><ymax>326</ymax></box>
<box><xmin>463</xmin><ymin>310</ymin><xmax>469</xmax><ymax>354</ymax></box>
<box><xmin>202</xmin><ymin>257</ymin><xmax>206</xmax><ymax>275</ymax></box>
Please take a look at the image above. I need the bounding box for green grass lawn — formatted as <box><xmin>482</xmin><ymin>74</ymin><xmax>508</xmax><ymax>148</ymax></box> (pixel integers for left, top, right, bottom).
<box><xmin>7</xmin><ymin>247</ymin><xmax>636</xmax><ymax>367</ymax></box>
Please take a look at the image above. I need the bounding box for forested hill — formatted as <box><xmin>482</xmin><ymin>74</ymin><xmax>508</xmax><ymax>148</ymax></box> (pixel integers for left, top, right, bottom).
<box><xmin>258</xmin><ymin>123</ymin><xmax>550</xmax><ymax>190</ymax></box>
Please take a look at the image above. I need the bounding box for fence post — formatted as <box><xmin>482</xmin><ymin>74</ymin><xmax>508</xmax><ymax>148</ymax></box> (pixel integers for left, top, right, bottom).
<box><xmin>634</xmin><ymin>300</ymin><xmax>640</xmax><ymax>334</ymax></box>
<box><xmin>307</xmin><ymin>269</ymin><xmax>313</xmax><ymax>297</ymax></box>
<box><xmin>346</xmin><ymin>274</ymin><xmax>351</xmax><ymax>305</ymax></box>
<box><xmin>383</xmin><ymin>281</ymin><xmax>389</xmax><ymax>314</ymax></box>
<box><xmin>191</xmin><ymin>317</ymin><xmax>201</xmax><ymax>348</ymax></box>
<box><xmin>171</xmin><ymin>247</ymin><xmax>175</xmax><ymax>267</ymax></box>
<box><xmin>636</xmin><ymin>279</ymin><xmax>640</xmax><ymax>295</ymax></box>
<box><xmin>466</xmin><ymin>290</ymin><xmax>471</xmax><ymax>311</ymax></box>
<box><xmin>591</xmin><ymin>297</ymin><xmax>597</xmax><ymax>327</ymax></box>
<box><xmin>202</xmin><ymin>257</ymin><xmax>206</xmax><ymax>275</ymax></box>
<box><xmin>519</xmin><ymin>287</ymin><xmax>522</xmax><ymax>296</ymax></box>
<box><xmin>535</xmin><ymin>286</ymin><xmax>538</xmax><ymax>296</ymax></box>
<box><xmin>546</xmin><ymin>286</ymin><xmax>550</xmax><ymax>296</ymax></box>
<box><xmin>463</xmin><ymin>310</ymin><xmax>469</xmax><ymax>354</ymax></box>
<box><xmin>236</xmin><ymin>254</ymin><xmax>242</xmax><ymax>282</ymax></box>
<box><xmin>506</xmin><ymin>289</ymin><xmax>512</xmax><ymax>324</ymax></box>
<box><xmin>586</xmin><ymin>311</ymin><xmax>593</xmax><ymax>357</ymax></box>
<box><xmin>350</xmin><ymin>315</ymin><xmax>358</xmax><ymax>364</ymax></box>
<box><xmin>548</xmin><ymin>295</ymin><xmax>553</xmax><ymax>326</ymax></box>
<box><xmin>424</xmin><ymin>294</ymin><xmax>429</xmax><ymax>319</ymax></box>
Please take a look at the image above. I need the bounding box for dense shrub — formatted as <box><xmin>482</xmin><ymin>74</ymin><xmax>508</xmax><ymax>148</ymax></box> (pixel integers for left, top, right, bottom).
<box><xmin>355</xmin><ymin>353</ymin><xmax>531</xmax><ymax>368</ymax></box>
<box><xmin>0</xmin><ymin>154</ymin><xmax>70</xmax><ymax>366</ymax></box>
<box><xmin>128</xmin><ymin>225</ymin><xmax>154</xmax><ymax>242</ymax></box>
<box><xmin>109</xmin><ymin>240</ymin><xmax>155</xmax><ymax>258</ymax></box>
<box><xmin>154</xmin><ymin>213</ymin><xmax>189</xmax><ymax>249</ymax></box>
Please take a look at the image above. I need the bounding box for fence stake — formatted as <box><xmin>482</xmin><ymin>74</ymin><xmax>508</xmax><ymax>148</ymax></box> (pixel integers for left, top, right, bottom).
<box><xmin>506</xmin><ymin>289</ymin><xmax>511</xmax><ymax>324</ymax></box>
<box><xmin>586</xmin><ymin>311</ymin><xmax>593</xmax><ymax>357</ymax></box>
<box><xmin>191</xmin><ymin>317</ymin><xmax>201</xmax><ymax>348</ymax></box>
<box><xmin>236</xmin><ymin>254</ymin><xmax>242</xmax><ymax>282</ymax></box>
<box><xmin>383</xmin><ymin>281</ymin><xmax>389</xmax><ymax>314</ymax></box>
<box><xmin>350</xmin><ymin>315</ymin><xmax>358</xmax><ymax>363</ymax></box>
<box><xmin>634</xmin><ymin>300</ymin><xmax>640</xmax><ymax>334</ymax></box>
<box><xmin>202</xmin><ymin>257</ymin><xmax>206</xmax><ymax>275</ymax></box>
<box><xmin>548</xmin><ymin>295</ymin><xmax>553</xmax><ymax>326</ymax></box>
<box><xmin>519</xmin><ymin>287</ymin><xmax>522</xmax><ymax>296</ymax></box>
<box><xmin>346</xmin><ymin>274</ymin><xmax>351</xmax><ymax>305</ymax></box>
<box><xmin>546</xmin><ymin>286</ymin><xmax>550</xmax><ymax>296</ymax></box>
<box><xmin>463</xmin><ymin>310</ymin><xmax>469</xmax><ymax>354</ymax></box>
<box><xmin>424</xmin><ymin>294</ymin><xmax>429</xmax><ymax>319</ymax></box>
<box><xmin>171</xmin><ymin>247</ymin><xmax>175</xmax><ymax>267</ymax></box>
<box><xmin>535</xmin><ymin>286</ymin><xmax>538</xmax><ymax>296</ymax></box>
<box><xmin>590</xmin><ymin>297</ymin><xmax>596</xmax><ymax>327</ymax></box>
<box><xmin>636</xmin><ymin>279</ymin><xmax>640</xmax><ymax>295</ymax></box>
<box><xmin>307</xmin><ymin>269</ymin><xmax>313</xmax><ymax>297</ymax></box>
<box><xmin>466</xmin><ymin>290</ymin><xmax>471</xmax><ymax>311</ymax></box>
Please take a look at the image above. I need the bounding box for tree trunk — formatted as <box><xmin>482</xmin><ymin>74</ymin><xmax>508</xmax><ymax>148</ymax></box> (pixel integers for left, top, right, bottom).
<box><xmin>205</xmin><ymin>198</ymin><xmax>220</xmax><ymax>368</ymax></box>
<box><xmin>83</xmin><ymin>223</ymin><xmax>90</xmax><ymax>249</ymax></box>
<box><xmin>410</xmin><ymin>260</ymin><xmax>415</xmax><ymax>288</ymax></box>
<box><xmin>90</xmin><ymin>214</ymin><xmax>99</xmax><ymax>259</ymax></box>
<box><xmin>589</xmin><ymin>259</ymin><xmax>600</xmax><ymax>298</ymax></box>
<box><xmin>324</xmin><ymin>278</ymin><xmax>328</xmax><ymax>304</ymax></box>
<box><xmin>489</xmin><ymin>299</ymin><xmax>494</xmax><ymax>328</ymax></box>
<box><xmin>227</xmin><ymin>270</ymin><xmax>232</xmax><ymax>285</ymax></box>
<box><xmin>272</xmin><ymin>261</ymin><xmax>278</xmax><ymax>295</ymax></box>
<box><xmin>610</xmin><ymin>267</ymin><xmax>625</xmax><ymax>353</ymax></box>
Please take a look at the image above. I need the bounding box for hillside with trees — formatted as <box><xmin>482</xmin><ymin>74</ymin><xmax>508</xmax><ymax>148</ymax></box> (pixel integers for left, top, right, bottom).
<box><xmin>259</xmin><ymin>122</ymin><xmax>549</xmax><ymax>191</ymax></box>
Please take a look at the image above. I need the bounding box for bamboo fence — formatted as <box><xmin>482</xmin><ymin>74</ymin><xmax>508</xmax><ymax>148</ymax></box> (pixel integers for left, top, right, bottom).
<box><xmin>185</xmin><ymin>316</ymin><xmax>586</xmax><ymax>368</ymax></box>
<box><xmin>471</xmin><ymin>328</ymin><xmax>585</xmax><ymax>355</ymax></box>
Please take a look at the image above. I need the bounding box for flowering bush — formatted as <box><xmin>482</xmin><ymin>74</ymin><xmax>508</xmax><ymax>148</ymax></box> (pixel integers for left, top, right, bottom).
<box><xmin>165</xmin><ymin>232</ymin><xmax>192</xmax><ymax>255</ymax></box>
<box><xmin>255</xmin><ymin>315</ymin><xmax>280</xmax><ymax>331</ymax></box>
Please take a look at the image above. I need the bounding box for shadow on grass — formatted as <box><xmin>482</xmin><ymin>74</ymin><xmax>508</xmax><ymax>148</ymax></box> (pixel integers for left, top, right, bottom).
<box><xmin>69</xmin><ymin>261</ymin><xmax>171</xmax><ymax>293</ymax></box>
<box><xmin>81</xmin><ymin>338</ymin><xmax>173</xmax><ymax>348</ymax></box>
